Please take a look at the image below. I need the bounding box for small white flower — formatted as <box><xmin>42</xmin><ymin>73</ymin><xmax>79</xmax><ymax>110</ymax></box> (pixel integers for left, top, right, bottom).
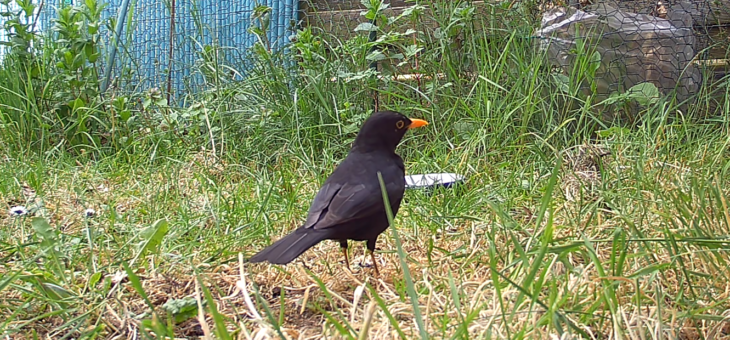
<box><xmin>84</xmin><ymin>208</ymin><xmax>96</xmax><ymax>218</ymax></box>
<box><xmin>9</xmin><ymin>206</ymin><xmax>28</xmax><ymax>217</ymax></box>
<box><xmin>111</xmin><ymin>271</ymin><xmax>127</xmax><ymax>284</ymax></box>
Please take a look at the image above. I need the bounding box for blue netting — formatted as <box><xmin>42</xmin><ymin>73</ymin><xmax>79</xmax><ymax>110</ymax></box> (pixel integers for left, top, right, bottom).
<box><xmin>105</xmin><ymin>0</ymin><xmax>298</xmax><ymax>99</ymax></box>
<box><xmin>2</xmin><ymin>0</ymin><xmax>298</xmax><ymax>100</ymax></box>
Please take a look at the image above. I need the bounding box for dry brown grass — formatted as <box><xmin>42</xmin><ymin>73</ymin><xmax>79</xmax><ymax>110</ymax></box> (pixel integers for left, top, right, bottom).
<box><xmin>2</xmin><ymin>148</ymin><xmax>730</xmax><ymax>339</ymax></box>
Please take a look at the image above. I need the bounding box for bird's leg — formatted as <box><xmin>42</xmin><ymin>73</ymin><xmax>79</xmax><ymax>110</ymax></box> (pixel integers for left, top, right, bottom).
<box><xmin>368</xmin><ymin>250</ymin><xmax>380</xmax><ymax>276</ymax></box>
<box><xmin>339</xmin><ymin>239</ymin><xmax>350</xmax><ymax>271</ymax></box>
<box><xmin>366</xmin><ymin>239</ymin><xmax>380</xmax><ymax>276</ymax></box>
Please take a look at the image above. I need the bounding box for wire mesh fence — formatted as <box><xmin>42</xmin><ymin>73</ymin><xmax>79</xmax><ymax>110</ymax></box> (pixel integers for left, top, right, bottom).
<box><xmin>300</xmin><ymin>0</ymin><xmax>729</xmax><ymax>112</ymax></box>
<box><xmin>2</xmin><ymin>0</ymin><xmax>728</xmax><ymax>107</ymax></box>
<box><xmin>98</xmin><ymin>0</ymin><xmax>298</xmax><ymax>99</ymax></box>
<box><xmin>1</xmin><ymin>0</ymin><xmax>298</xmax><ymax>100</ymax></box>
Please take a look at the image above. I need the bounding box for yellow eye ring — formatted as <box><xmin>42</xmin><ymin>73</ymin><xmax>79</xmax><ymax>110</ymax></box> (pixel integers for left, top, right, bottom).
<box><xmin>396</xmin><ymin>121</ymin><xmax>405</xmax><ymax>129</ymax></box>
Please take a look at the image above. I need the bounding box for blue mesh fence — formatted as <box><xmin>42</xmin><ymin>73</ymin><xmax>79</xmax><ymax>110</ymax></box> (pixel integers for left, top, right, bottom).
<box><xmin>1</xmin><ymin>0</ymin><xmax>298</xmax><ymax>100</ymax></box>
<box><xmin>106</xmin><ymin>0</ymin><xmax>298</xmax><ymax>99</ymax></box>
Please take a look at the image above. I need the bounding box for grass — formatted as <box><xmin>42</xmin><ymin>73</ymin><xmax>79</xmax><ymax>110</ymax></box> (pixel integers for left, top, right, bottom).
<box><xmin>2</xmin><ymin>0</ymin><xmax>730</xmax><ymax>338</ymax></box>
<box><xmin>2</xmin><ymin>110</ymin><xmax>730</xmax><ymax>339</ymax></box>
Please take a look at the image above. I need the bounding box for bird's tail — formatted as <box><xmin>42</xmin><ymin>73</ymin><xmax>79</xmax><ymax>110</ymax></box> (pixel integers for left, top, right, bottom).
<box><xmin>247</xmin><ymin>228</ymin><xmax>330</xmax><ymax>265</ymax></box>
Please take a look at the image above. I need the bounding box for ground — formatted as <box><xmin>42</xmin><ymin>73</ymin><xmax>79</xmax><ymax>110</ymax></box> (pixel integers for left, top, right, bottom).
<box><xmin>2</xmin><ymin>138</ymin><xmax>730</xmax><ymax>339</ymax></box>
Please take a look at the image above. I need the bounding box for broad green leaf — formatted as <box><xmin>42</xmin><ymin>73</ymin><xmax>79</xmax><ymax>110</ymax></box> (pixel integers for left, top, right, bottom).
<box><xmin>354</xmin><ymin>22</ymin><xmax>377</xmax><ymax>32</ymax></box>
<box><xmin>137</xmin><ymin>219</ymin><xmax>169</xmax><ymax>260</ymax></box>
<box><xmin>627</xmin><ymin>82</ymin><xmax>661</xmax><ymax>106</ymax></box>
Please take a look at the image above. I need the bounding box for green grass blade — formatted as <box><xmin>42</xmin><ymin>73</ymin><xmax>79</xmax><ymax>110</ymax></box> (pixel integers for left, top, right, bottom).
<box><xmin>377</xmin><ymin>171</ymin><xmax>428</xmax><ymax>339</ymax></box>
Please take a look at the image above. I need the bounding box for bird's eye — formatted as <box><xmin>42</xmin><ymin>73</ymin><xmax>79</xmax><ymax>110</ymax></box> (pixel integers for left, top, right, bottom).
<box><xmin>395</xmin><ymin>120</ymin><xmax>405</xmax><ymax>129</ymax></box>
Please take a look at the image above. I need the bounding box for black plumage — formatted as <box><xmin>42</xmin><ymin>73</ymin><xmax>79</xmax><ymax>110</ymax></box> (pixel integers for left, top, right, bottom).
<box><xmin>247</xmin><ymin>110</ymin><xmax>428</xmax><ymax>274</ymax></box>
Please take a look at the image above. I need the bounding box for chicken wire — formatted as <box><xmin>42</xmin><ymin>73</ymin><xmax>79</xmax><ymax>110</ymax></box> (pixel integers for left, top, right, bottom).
<box><xmin>3</xmin><ymin>0</ymin><xmax>728</xmax><ymax>104</ymax></box>
<box><xmin>536</xmin><ymin>0</ymin><xmax>729</xmax><ymax>107</ymax></box>
<box><xmin>300</xmin><ymin>0</ymin><xmax>729</xmax><ymax>109</ymax></box>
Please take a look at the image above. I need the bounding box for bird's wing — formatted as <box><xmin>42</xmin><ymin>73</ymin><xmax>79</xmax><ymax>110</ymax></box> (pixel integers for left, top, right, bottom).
<box><xmin>302</xmin><ymin>181</ymin><xmax>344</xmax><ymax>229</ymax></box>
<box><xmin>302</xmin><ymin>175</ymin><xmax>399</xmax><ymax>230</ymax></box>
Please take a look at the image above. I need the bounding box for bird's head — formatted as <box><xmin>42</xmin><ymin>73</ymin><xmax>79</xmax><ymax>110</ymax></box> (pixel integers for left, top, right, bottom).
<box><xmin>352</xmin><ymin>111</ymin><xmax>429</xmax><ymax>153</ymax></box>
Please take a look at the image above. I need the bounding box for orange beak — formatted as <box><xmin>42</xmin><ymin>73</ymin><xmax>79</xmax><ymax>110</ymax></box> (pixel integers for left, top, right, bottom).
<box><xmin>408</xmin><ymin>118</ymin><xmax>429</xmax><ymax>129</ymax></box>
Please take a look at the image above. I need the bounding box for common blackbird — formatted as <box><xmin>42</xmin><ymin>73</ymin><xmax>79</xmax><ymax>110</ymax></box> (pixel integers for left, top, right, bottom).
<box><xmin>248</xmin><ymin>111</ymin><xmax>428</xmax><ymax>275</ymax></box>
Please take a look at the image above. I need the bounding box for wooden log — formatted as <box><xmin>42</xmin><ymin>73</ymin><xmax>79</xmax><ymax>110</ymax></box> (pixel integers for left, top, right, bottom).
<box><xmin>299</xmin><ymin>1</ymin><xmax>501</xmax><ymax>76</ymax></box>
<box><xmin>302</xmin><ymin>0</ymin><xmax>411</xmax><ymax>12</ymax></box>
<box><xmin>300</xmin><ymin>1</ymin><xmax>496</xmax><ymax>40</ymax></box>
<box><xmin>599</xmin><ymin>0</ymin><xmax>730</xmax><ymax>26</ymax></box>
<box><xmin>302</xmin><ymin>0</ymin><xmax>730</xmax><ymax>25</ymax></box>
<box><xmin>300</xmin><ymin>0</ymin><xmax>728</xmax><ymax>83</ymax></box>
<box><xmin>698</xmin><ymin>26</ymin><xmax>730</xmax><ymax>60</ymax></box>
